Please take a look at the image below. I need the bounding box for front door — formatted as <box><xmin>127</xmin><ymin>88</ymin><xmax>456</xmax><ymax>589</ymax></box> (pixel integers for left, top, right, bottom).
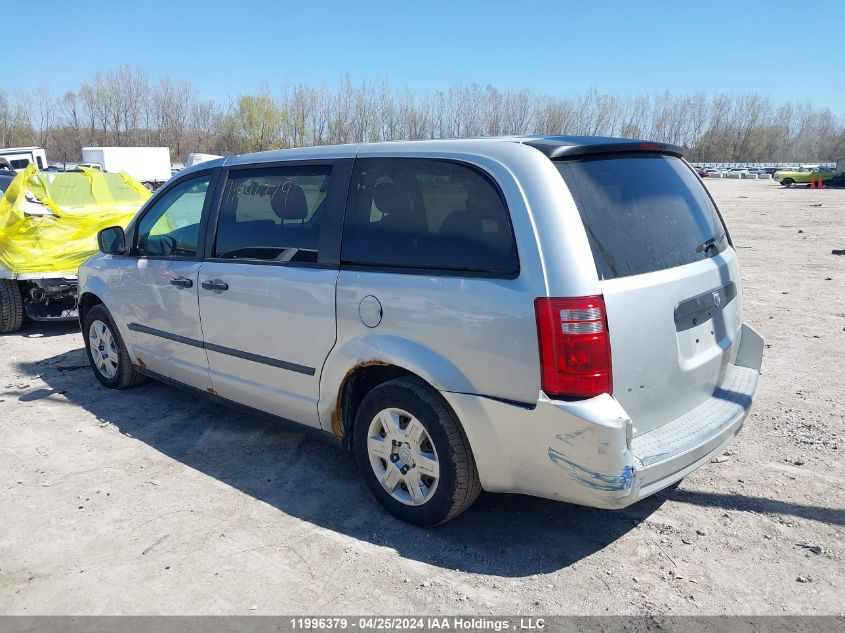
<box><xmin>111</xmin><ymin>172</ymin><xmax>215</xmax><ymax>390</ymax></box>
<box><xmin>197</xmin><ymin>162</ymin><xmax>347</xmax><ymax>427</ymax></box>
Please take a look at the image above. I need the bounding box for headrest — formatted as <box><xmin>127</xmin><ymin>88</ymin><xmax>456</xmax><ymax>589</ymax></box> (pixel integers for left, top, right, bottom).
<box><xmin>372</xmin><ymin>181</ymin><xmax>409</xmax><ymax>215</ymax></box>
<box><xmin>271</xmin><ymin>183</ymin><xmax>308</xmax><ymax>220</ymax></box>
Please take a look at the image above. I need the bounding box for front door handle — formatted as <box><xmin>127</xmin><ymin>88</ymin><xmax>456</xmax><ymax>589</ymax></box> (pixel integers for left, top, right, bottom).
<box><xmin>170</xmin><ymin>277</ymin><xmax>193</xmax><ymax>288</ymax></box>
<box><xmin>201</xmin><ymin>280</ymin><xmax>229</xmax><ymax>291</ymax></box>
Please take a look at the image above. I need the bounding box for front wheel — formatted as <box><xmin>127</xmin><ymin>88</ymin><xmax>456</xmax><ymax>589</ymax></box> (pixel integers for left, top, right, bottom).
<box><xmin>353</xmin><ymin>377</ymin><xmax>481</xmax><ymax>526</ymax></box>
<box><xmin>83</xmin><ymin>304</ymin><xmax>147</xmax><ymax>389</ymax></box>
<box><xmin>782</xmin><ymin>178</ymin><xmax>795</xmax><ymax>187</ymax></box>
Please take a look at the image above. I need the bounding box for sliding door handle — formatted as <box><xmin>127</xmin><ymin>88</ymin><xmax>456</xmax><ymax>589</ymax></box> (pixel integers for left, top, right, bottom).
<box><xmin>169</xmin><ymin>277</ymin><xmax>193</xmax><ymax>288</ymax></box>
<box><xmin>201</xmin><ymin>280</ymin><xmax>229</xmax><ymax>291</ymax></box>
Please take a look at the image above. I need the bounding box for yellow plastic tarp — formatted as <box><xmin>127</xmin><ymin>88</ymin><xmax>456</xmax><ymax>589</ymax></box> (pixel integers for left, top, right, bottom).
<box><xmin>0</xmin><ymin>165</ymin><xmax>150</xmax><ymax>274</ymax></box>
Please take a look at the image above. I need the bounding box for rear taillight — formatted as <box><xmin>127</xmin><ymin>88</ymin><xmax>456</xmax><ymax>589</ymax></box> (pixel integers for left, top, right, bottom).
<box><xmin>534</xmin><ymin>295</ymin><xmax>612</xmax><ymax>399</ymax></box>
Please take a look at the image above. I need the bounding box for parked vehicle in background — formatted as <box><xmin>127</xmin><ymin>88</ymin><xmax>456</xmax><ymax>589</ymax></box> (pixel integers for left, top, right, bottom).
<box><xmin>696</xmin><ymin>167</ymin><xmax>708</xmax><ymax>177</ymax></box>
<box><xmin>77</xmin><ymin>162</ymin><xmax>104</xmax><ymax>171</ymax></box>
<box><xmin>0</xmin><ymin>170</ymin><xmax>15</xmax><ymax>193</ymax></box>
<box><xmin>0</xmin><ymin>167</ymin><xmax>150</xmax><ymax>332</ymax></box>
<box><xmin>705</xmin><ymin>169</ymin><xmax>723</xmax><ymax>178</ymax></box>
<box><xmin>774</xmin><ymin>165</ymin><xmax>841</xmax><ymax>186</ymax></box>
<box><xmin>79</xmin><ymin>135</ymin><xmax>764</xmax><ymax>526</ymax></box>
<box><xmin>81</xmin><ymin>147</ymin><xmax>172</xmax><ymax>191</ymax></box>
<box><xmin>185</xmin><ymin>152</ymin><xmax>223</xmax><ymax>168</ymax></box>
<box><xmin>0</xmin><ymin>147</ymin><xmax>47</xmax><ymax>171</ymax></box>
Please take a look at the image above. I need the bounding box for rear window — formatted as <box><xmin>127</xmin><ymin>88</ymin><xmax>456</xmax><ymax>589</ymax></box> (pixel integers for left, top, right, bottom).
<box><xmin>341</xmin><ymin>158</ymin><xmax>518</xmax><ymax>276</ymax></box>
<box><xmin>557</xmin><ymin>154</ymin><xmax>728</xmax><ymax>280</ymax></box>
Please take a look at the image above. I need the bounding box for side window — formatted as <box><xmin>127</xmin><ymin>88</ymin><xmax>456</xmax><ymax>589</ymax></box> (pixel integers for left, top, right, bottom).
<box><xmin>213</xmin><ymin>165</ymin><xmax>332</xmax><ymax>264</ymax></box>
<box><xmin>136</xmin><ymin>174</ymin><xmax>211</xmax><ymax>258</ymax></box>
<box><xmin>341</xmin><ymin>158</ymin><xmax>518</xmax><ymax>275</ymax></box>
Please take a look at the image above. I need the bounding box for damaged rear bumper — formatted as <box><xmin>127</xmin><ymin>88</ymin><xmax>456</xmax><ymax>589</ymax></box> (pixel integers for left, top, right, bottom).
<box><xmin>442</xmin><ymin>324</ymin><xmax>763</xmax><ymax>509</ymax></box>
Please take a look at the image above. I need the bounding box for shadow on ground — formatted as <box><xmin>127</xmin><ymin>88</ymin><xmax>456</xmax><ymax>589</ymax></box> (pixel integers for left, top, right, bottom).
<box><xmin>1</xmin><ymin>320</ymin><xmax>79</xmax><ymax>339</ymax></box>
<box><xmin>16</xmin><ymin>343</ymin><xmax>845</xmax><ymax>576</ymax></box>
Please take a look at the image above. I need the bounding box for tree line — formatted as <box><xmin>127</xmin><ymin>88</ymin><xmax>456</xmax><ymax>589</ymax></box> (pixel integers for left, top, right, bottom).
<box><xmin>2</xmin><ymin>66</ymin><xmax>843</xmax><ymax>164</ymax></box>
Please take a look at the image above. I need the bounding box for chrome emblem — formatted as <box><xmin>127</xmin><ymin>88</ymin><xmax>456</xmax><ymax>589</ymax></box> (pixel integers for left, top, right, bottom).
<box><xmin>712</xmin><ymin>291</ymin><xmax>721</xmax><ymax>308</ymax></box>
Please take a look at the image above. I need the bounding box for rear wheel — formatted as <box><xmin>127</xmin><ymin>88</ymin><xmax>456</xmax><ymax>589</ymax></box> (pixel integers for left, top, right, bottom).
<box><xmin>0</xmin><ymin>279</ymin><xmax>24</xmax><ymax>333</ymax></box>
<box><xmin>83</xmin><ymin>304</ymin><xmax>146</xmax><ymax>389</ymax></box>
<box><xmin>353</xmin><ymin>377</ymin><xmax>481</xmax><ymax>526</ymax></box>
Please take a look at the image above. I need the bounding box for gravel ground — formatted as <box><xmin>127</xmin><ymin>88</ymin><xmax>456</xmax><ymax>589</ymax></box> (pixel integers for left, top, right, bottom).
<box><xmin>1</xmin><ymin>178</ymin><xmax>842</xmax><ymax>615</ymax></box>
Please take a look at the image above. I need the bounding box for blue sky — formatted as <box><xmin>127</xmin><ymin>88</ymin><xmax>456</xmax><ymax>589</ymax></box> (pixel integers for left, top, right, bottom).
<box><xmin>6</xmin><ymin>1</ymin><xmax>844</xmax><ymax>110</ymax></box>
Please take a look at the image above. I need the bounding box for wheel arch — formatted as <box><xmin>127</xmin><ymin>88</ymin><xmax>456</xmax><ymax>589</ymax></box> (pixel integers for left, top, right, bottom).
<box><xmin>78</xmin><ymin>290</ymin><xmax>104</xmax><ymax>323</ymax></box>
<box><xmin>319</xmin><ymin>333</ymin><xmax>476</xmax><ymax>448</ymax></box>
<box><xmin>77</xmin><ymin>279</ymin><xmax>137</xmax><ymax>363</ymax></box>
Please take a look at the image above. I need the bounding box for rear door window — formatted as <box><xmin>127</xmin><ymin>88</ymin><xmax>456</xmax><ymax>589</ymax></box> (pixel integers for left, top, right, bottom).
<box><xmin>213</xmin><ymin>165</ymin><xmax>332</xmax><ymax>264</ymax></box>
<box><xmin>341</xmin><ymin>158</ymin><xmax>518</xmax><ymax>276</ymax></box>
<box><xmin>556</xmin><ymin>154</ymin><xmax>728</xmax><ymax>280</ymax></box>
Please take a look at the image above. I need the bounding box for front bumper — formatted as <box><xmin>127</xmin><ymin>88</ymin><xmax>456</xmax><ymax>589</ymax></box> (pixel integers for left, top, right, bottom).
<box><xmin>442</xmin><ymin>324</ymin><xmax>763</xmax><ymax>509</ymax></box>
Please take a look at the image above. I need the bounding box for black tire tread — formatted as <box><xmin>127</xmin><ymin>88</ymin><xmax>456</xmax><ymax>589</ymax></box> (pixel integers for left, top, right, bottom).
<box><xmin>397</xmin><ymin>377</ymin><xmax>481</xmax><ymax>524</ymax></box>
<box><xmin>0</xmin><ymin>279</ymin><xmax>24</xmax><ymax>333</ymax></box>
<box><xmin>355</xmin><ymin>376</ymin><xmax>481</xmax><ymax>525</ymax></box>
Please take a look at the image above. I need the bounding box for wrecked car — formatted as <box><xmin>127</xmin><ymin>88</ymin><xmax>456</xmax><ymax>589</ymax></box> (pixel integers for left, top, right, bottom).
<box><xmin>0</xmin><ymin>165</ymin><xmax>150</xmax><ymax>332</ymax></box>
<box><xmin>77</xmin><ymin>137</ymin><xmax>764</xmax><ymax>526</ymax></box>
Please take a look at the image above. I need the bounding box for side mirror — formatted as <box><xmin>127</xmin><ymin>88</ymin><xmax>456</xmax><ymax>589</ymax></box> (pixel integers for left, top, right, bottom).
<box><xmin>97</xmin><ymin>226</ymin><xmax>126</xmax><ymax>255</ymax></box>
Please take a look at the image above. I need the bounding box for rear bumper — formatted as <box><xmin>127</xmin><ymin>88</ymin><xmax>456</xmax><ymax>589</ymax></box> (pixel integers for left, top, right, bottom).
<box><xmin>443</xmin><ymin>323</ymin><xmax>763</xmax><ymax>509</ymax></box>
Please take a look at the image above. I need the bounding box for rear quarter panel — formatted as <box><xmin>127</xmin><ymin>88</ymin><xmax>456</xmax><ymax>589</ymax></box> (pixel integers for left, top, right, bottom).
<box><xmin>318</xmin><ymin>142</ymin><xmax>579</xmax><ymax>432</ymax></box>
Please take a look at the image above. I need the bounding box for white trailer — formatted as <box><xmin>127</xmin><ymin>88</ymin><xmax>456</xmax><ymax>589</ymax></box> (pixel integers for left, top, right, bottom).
<box><xmin>0</xmin><ymin>146</ymin><xmax>47</xmax><ymax>171</ymax></box>
<box><xmin>81</xmin><ymin>147</ymin><xmax>171</xmax><ymax>191</ymax></box>
<box><xmin>185</xmin><ymin>152</ymin><xmax>223</xmax><ymax>167</ymax></box>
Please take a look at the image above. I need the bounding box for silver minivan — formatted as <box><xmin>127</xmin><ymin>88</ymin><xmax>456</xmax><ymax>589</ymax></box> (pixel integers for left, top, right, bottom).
<box><xmin>79</xmin><ymin>136</ymin><xmax>764</xmax><ymax>526</ymax></box>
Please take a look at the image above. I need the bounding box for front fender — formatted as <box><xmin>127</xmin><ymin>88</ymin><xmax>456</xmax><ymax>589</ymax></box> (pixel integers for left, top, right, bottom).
<box><xmin>78</xmin><ymin>265</ymin><xmax>137</xmax><ymax>363</ymax></box>
<box><xmin>317</xmin><ymin>333</ymin><xmax>475</xmax><ymax>435</ymax></box>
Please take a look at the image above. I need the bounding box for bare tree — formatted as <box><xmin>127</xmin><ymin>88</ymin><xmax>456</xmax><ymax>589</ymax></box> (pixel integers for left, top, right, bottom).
<box><xmin>9</xmin><ymin>67</ymin><xmax>845</xmax><ymax>164</ymax></box>
<box><xmin>153</xmin><ymin>75</ymin><xmax>195</xmax><ymax>158</ymax></box>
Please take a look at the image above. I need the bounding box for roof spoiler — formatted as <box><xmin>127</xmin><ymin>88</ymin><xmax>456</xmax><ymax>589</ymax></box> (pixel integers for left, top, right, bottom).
<box><xmin>523</xmin><ymin>138</ymin><xmax>684</xmax><ymax>159</ymax></box>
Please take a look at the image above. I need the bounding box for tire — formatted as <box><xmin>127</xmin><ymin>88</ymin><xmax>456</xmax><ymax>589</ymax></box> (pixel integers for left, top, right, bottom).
<box><xmin>353</xmin><ymin>376</ymin><xmax>481</xmax><ymax>526</ymax></box>
<box><xmin>83</xmin><ymin>304</ymin><xmax>147</xmax><ymax>389</ymax></box>
<box><xmin>0</xmin><ymin>279</ymin><xmax>24</xmax><ymax>333</ymax></box>
<box><xmin>782</xmin><ymin>178</ymin><xmax>794</xmax><ymax>187</ymax></box>
<box><xmin>142</xmin><ymin>182</ymin><xmax>154</xmax><ymax>192</ymax></box>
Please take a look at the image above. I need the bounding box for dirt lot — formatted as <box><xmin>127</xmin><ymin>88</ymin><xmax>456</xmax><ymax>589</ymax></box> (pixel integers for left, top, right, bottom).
<box><xmin>1</xmin><ymin>178</ymin><xmax>843</xmax><ymax>615</ymax></box>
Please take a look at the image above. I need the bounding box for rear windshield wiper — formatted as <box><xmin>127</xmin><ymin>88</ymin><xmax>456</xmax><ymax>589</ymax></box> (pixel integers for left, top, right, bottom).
<box><xmin>695</xmin><ymin>233</ymin><xmax>726</xmax><ymax>254</ymax></box>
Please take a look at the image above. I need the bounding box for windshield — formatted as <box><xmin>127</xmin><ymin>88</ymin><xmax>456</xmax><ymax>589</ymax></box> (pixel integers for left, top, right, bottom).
<box><xmin>557</xmin><ymin>154</ymin><xmax>728</xmax><ymax>280</ymax></box>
